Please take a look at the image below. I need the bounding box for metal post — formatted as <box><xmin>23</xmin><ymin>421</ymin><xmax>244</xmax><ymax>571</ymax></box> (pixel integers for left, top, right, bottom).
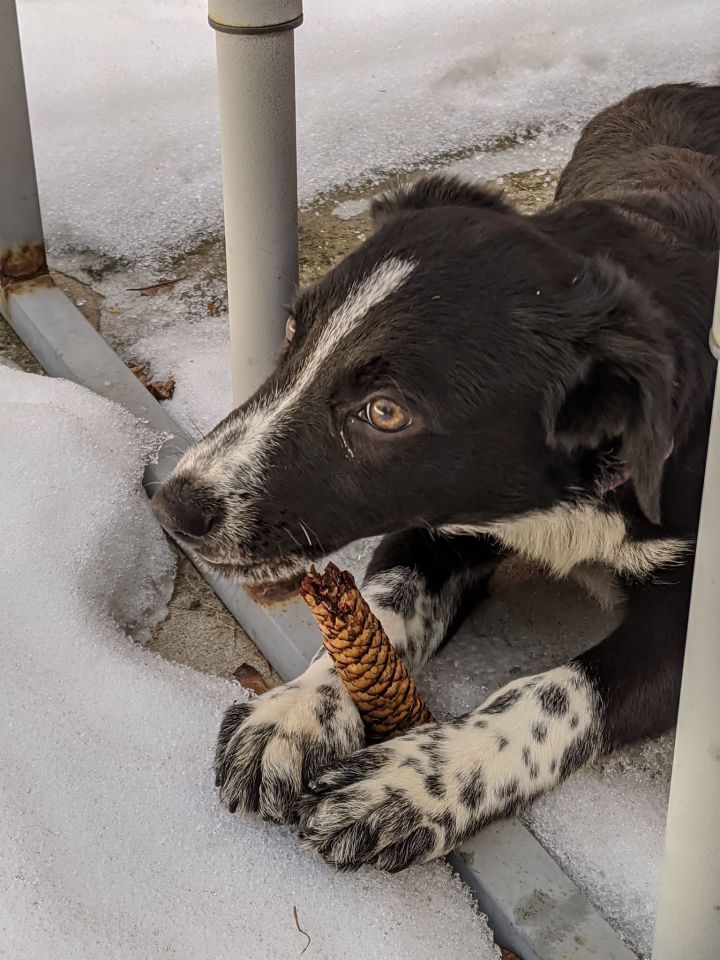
<box><xmin>651</xmin><ymin>268</ymin><xmax>720</xmax><ymax>959</ymax></box>
<box><xmin>0</xmin><ymin>0</ymin><xmax>47</xmax><ymax>285</ymax></box>
<box><xmin>208</xmin><ymin>0</ymin><xmax>303</xmax><ymax>405</ymax></box>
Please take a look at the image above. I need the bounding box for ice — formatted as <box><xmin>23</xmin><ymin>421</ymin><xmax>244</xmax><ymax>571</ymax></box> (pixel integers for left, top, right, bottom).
<box><xmin>133</xmin><ymin>319</ymin><xmax>232</xmax><ymax>439</ymax></box>
<box><xmin>526</xmin><ymin>739</ymin><xmax>673</xmax><ymax>958</ymax></box>
<box><xmin>449</xmin><ymin>130</ymin><xmax>578</xmax><ymax>185</ymax></box>
<box><xmin>17</xmin><ymin>0</ymin><xmax>720</xmax><ymax>261</ymax></box>
<box><xmin>332</xmin><ymin>199</ymin><xmax>372</xmax><ymax>221</ymax></box>
<box><xmin>0</xmin><ymin>366</ymin><xmax>500</xmax><ymax>960</ymax></box>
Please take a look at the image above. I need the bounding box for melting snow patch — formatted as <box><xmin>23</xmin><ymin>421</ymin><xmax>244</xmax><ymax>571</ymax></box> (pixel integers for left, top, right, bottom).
<box><xmin>133</xmin><ymin>320</ymin><xmax>232</xmax><ymax>439</ymax></box>
<box><xmin>0</xmin><ymin>366</ymin><xmax>498</xmax><ymax>960</ymax></box>
<box><xmin>16</xmin><ymin>0</ymin><xmax>720</xmax><ymax>260</ymax></box>
<box><xmin>526</xmin><ymin>738</ymin><xmax>673</xmax><ymax>957</ymax></box>
<box><xmin>332</xmin><ymin>198</ymin><xmax>372</xmax><ymax>220</ymax></box>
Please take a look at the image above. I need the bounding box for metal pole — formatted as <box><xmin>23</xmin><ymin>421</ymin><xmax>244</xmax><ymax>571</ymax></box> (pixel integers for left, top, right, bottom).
<box><xmin>651</xmin><ymin>267</ymin><xmax>720</xmax><ymax>959</ymax></box>
<box><xmin>0</xmin><ymin>0</ymin><xmax>47</xmax><ymax>285</ymax></box>
<box><xmin>208</xmin><ymin>0</ymin><xmax>303</xmax><ymax>406</ymax></box>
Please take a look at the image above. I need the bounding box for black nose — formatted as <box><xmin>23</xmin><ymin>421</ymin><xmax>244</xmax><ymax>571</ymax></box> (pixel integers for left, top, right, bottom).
<box><xmin>152</xmin><ymin>480</ymin><xmax>215</xmax><ymax>541</ymax></box>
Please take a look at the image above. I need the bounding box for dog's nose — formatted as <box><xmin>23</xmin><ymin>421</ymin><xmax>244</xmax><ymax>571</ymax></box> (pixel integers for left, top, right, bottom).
<box><xmin>152</xmin><ymin>480</ymin><xmax>215</xmax><ymax>541</ymax></box>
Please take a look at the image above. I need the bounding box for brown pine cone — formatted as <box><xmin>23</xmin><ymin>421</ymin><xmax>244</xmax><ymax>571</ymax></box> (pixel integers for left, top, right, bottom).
<box><xmin>301</xmin><ymin>563</ymin><xmax>433</xmax><ymax>741</ymax></box>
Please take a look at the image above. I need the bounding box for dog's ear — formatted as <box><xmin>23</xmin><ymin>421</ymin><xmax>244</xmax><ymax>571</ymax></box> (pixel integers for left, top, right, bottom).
<box><xmin>542</xmin><ymin>258</ymin><xmax>675</xmax><ymax>524</ymax></box>
<box><xmin>371</xmin><ymin>174</ymin><xmax>517</xmax><ymax>225</ymax></box>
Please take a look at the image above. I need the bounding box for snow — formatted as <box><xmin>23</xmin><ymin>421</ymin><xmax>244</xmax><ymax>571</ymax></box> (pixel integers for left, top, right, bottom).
<box><xmin>332</xmin><ymin>199</ymin><xmax>372</xmax><ymax>221</ymax></box>
<box><xmin>133</xmin><ymin>320</ymin><xmax>231</xmax><ymax>439</ymax></box>
<box><xmin>0</xmin><ymin>366</ymin><xmax>500</xmax><ymax>960</ymax></box>
<box><xmin>17</xmin><ymin>0</ymin><xmax>720</xmax><ymax>261</ymax></box>
<box><xmin>527</xmin><ymin>738</ymin><xmax>673</xmax><ymax>957</ymax></box>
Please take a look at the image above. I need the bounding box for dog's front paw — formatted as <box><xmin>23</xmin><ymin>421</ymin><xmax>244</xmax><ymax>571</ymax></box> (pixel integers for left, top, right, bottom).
<box><xmin>297</xmin><ymin>668</ymin><xmax>599</xmax><ymax>870</ymax></box>
<box><xmin>214</xmin><ymin>661</ymin><xmax>364</xmax><ymax>825</ymax></box>
<box><xmin>295</xmin><ymin>729</ymin><xmax>463</xmax><ymax>872</ymax></box>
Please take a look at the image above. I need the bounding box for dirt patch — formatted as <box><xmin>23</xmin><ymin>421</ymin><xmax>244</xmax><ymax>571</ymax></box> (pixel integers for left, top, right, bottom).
<box><xmin>51</xmin><ymin>269</ymin><xmax>104</xmax><ymax>330</ymax></box>
<box><xmin>0</xmin><ymin>318</ymin><xmax>41</xmax><ymax>373</ymax></box>
<box><xmin>298</xmin><ymin>167</ymin><xmax>557</xmax><ymax>282</ymax></box>
<box><xmin>147</xmin><ymin>548</ymin><xmax>281</xmax><ymax>687</ymax></box>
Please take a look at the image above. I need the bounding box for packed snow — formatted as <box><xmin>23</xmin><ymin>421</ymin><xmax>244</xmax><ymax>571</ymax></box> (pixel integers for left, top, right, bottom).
<box><xmin>17</xmin><ymin>0</ymin><xmax>720</xmax><ymax>260</ymax></box>
<box><xmin>527</xmin><ymin>737</ymin><xmax>672</xmax><ymax>956</ymax></box>
<box><xmin>0</xmin><ymin>366</ymin><xmax>500</xmax><ymax>960</ymax></box>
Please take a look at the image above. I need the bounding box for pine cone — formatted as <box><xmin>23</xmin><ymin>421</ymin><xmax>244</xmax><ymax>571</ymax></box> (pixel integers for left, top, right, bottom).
<box><xmin>301</xmin><ymin>563</ymin><xmax>433</xmax><ymax>741</ymax></box>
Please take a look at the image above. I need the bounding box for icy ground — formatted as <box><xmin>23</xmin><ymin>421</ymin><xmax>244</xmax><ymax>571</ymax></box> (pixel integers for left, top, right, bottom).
<box><xmin>0</xmin><ymin>365</ymin><xmax>500</xmax><ymax>960</ymax></box>
<box><xmin>17</xmin><ymin>0</ymin><xmax>720</xmax><ymax>261</ymax></box>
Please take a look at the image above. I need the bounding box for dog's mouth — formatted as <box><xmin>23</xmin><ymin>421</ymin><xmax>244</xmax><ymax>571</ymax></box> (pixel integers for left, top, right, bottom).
<box><xmin>196</xmin><ymin>551</ymin><xmax>313</xmax><ymax>586</ymax></box>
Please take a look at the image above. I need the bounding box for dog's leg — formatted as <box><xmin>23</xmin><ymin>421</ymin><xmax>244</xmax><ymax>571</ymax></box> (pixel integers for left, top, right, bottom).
<box><xmin>362</xmin><ymin>528</ymin><xmax>504</xmax><ymax>669</ymax></box>
<box><xmin>215</xmin><ymin>530</ymin><xmax>502</xmax><ymax>823</ymax></box>
<box><xmin>576</xmin><ymin>560</ymin><xmax>691</xmax><ymax>749</ymax></box>
<box><xmin>296</xmin><ymin>562</ymin><xmax>692</xmax><ymax>871</ymax></box>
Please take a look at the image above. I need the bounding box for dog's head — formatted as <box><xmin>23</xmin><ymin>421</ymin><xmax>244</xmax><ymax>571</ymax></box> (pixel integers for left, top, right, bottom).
<box><xmin>153</xmin><ymin>175</ymin><xmax>675</xmax><ymax>582</ymax></box>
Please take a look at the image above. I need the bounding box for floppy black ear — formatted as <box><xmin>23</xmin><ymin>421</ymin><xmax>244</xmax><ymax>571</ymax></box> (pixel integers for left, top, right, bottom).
<box><xmin>543</xmin><ymin>258</ymin><xmax>675</xmax><ymax>524</ymax></box>
<box><xmin>371</xmin><ymin>173</ymin><xmax>517</xmax><ymax>225</ymax></box>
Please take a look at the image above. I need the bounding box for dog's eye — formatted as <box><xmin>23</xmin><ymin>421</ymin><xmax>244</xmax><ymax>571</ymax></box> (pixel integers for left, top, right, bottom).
<box><xmin>285</xmin><ymin>316</ymin><xmax>296</xmax><ymax>343</ymax></box>
<box><xmin>363</xmin><ymin>397</ymin><xmax>412</xmax><ymax>432</ymax></box>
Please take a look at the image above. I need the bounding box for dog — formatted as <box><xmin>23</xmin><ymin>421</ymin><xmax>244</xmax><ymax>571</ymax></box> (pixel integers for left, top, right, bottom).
<box><xmin>152</xmin><ymin>83</ymin><xmax>720</xmax><ymax>872</ymax></box>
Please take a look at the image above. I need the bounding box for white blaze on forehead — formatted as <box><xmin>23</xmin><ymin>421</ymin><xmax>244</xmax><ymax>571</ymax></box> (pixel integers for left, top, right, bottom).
<box><xmin>178</xmin><ymin>257</ymin><xmax>417</xmax><ymax>487</ymax></box>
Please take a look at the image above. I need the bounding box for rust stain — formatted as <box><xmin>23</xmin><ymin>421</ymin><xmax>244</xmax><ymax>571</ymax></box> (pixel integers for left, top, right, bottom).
<box><xmin>245</xmin><ymin>572</ymin><xmax>305</xmax><ymax>607</ymax></box>
<box><xmin>1</xmin><ymin>273</ymin><xmax>55</xmax><ymax>300</ymax></box>
<box><xmin>1</xmin><ymin>242</ymin><xmax>48</xmax><ymax>284</ymax></box>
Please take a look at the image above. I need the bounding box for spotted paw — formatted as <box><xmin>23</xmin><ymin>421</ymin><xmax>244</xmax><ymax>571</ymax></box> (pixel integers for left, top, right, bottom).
<box><xmin>295</xmin><ymin>729</ymin><xmax>457</xmax><ymax>872</ymax></box>
<box><xmin>214</xmin><ymin>658</ymin><xmax>364</xmax><ymax>825</ymax></box>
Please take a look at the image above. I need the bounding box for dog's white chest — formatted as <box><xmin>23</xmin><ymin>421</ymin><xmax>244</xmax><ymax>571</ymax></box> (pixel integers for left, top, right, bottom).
<box><xmin>444</xmin><ymin>503</ymin><xmax>688</xmax><ymax>581</ymax></box>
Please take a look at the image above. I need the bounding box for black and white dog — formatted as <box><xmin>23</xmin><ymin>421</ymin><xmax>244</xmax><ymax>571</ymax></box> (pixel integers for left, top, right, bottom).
<box><xmin>153</xmin><ymin>83</ymin><xmax>719</xmax><ymax>872</ymax></box>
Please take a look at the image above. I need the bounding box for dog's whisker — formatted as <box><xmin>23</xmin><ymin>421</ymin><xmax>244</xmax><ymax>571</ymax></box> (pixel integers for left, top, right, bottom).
<box><xmin>186</xmin><ymin>414</ymin><xmax>207</xmax><ymax>440</ymax></box>
<box><xmin>160</xmin><ymin>444</ymin><xmax>188</xmax><ymax>459</ymax></box>
<box><xmin>301</xmin><ymin>519</ymin><xmax>325</xmax><ymax>554</ymax></box>
<box><xmin>282</xmin><ymin>524</ymin><xmax>304</xmax><ymax>551</ymax></box>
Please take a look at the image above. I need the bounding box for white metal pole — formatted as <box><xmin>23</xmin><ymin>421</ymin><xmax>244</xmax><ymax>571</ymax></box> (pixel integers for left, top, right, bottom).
<box><xmin>208</xmin><ymin>0</ymin><xmax>303</xmax><ymax>406</ymax></box>
<box><xmin>0</xmin><ymin>0</ymin><xmax>46</xmax><ymax>284</ymax></box>
<box><xmin>651</xmin><ymin>266</ymin><xmax>720</xmax><ymax>959</ymax></box>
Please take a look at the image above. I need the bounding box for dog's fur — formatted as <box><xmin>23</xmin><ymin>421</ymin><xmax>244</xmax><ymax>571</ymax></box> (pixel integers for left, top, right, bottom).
<box><xmin>154</xmin><ymin>83</ymin><xmax>719</xmax><ymax>872</ymax></box>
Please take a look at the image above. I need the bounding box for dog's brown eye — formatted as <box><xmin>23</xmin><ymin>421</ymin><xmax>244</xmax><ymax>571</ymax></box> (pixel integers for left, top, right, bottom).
<box><xmin>286</xmin><ymin>316</ymin><xmax>296</xmax><ymax>342</ymax></box>
<box><xmin>365</xmin><ymin>397</ymin><xmax>411</xmax><ymax>432</ymax></box>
